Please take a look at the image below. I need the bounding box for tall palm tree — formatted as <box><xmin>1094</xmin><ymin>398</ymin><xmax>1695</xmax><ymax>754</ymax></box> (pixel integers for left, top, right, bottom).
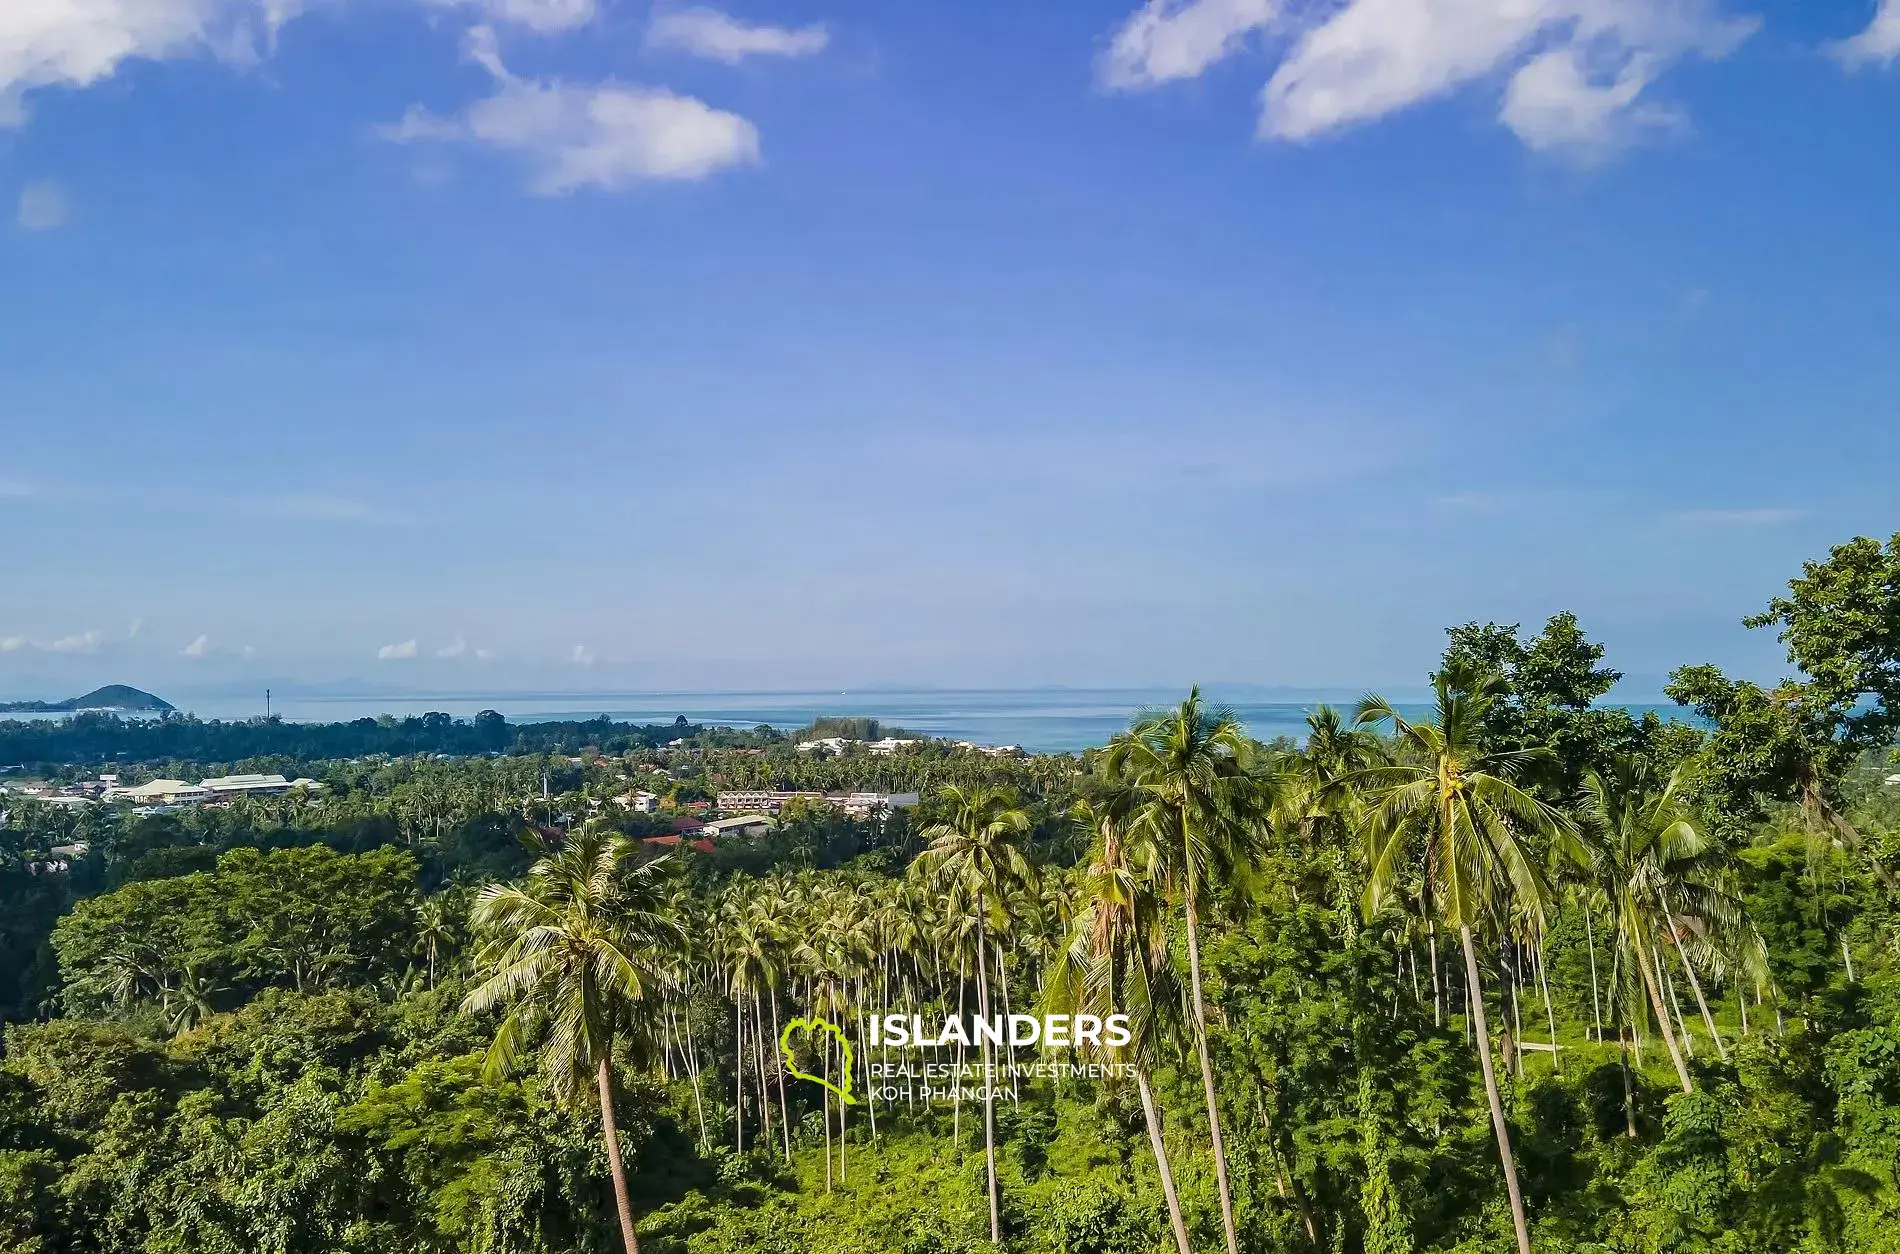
<box><xmin>1102</xmin><ymin>689</ymin><xmax>1265</xmax><ymax>1254</ymax></box>
<box><xmin>1577</xmin><ymin>756</ymin><xmax>1753</xmax><ymax>1096</ymax></box>
<box><xmin>1355</xmin><ymin>664</ymin><xmax>1575</xmax><ymax>1254</ymax></box>
<box><xmin>462</xmin><ymin>829</ymin><xmax>681</xmax><ymax>1254</ymax></box>
<box><xmin>416</xmin><ymin>893</ymin><xmax>458</xmax><ymax>989</ymax></box>
<box><xmin>1046</xmin><ymin>788</ymin><xmax>1193</xmax><ymax>1254</ymax></box>
<box><xmin>913</xmin><ymin>784</ymin><xmax>1035</xmax><ymax>1246</ymax></box>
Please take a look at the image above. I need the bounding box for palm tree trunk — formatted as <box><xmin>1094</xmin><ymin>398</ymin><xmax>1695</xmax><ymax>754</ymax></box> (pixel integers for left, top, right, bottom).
<box><xmin>1428</xmin><ymin>919</ymin><xmax>1444</xmax><ymax>1027</ymax></box>
<box><xmin>752</xmin><ymin>990</ymin><xmax>775</xmax><ymax>1142</ymax></box>
<box><xmin>682</xmin><ymin>993</ymin><xmax>710</xmax><ymax>1150</ymax></box>
<box><xmin>1584</xmin><ymin>908</ymin><xmax>1603</xmax><ymax>1040</ymax></box>
<box><xmin>1136</xmin><ymin>1069</ymin><xmax>1193</xmax><ymax>1254</ymax></box>
<box><xmin>1663</xmin><ymin>905</ymin><xmax>1727</xmax><ymax>1063</ymax></box>
<box><xmin>769</xmin><ymin>994</ymin><xmax>791</xmax><ymax>1161</ymax></box>
<box><xmin>1656</xmin><ymin>942</ymin><xmax>1695</xmax><ymax>1059</ymax></box>
<box><xmin>734</xmin><ymin>996</ymin><xmax>746</xmax><ymax>1153</ymax></box>
<box><xmin>1535</xmin><ymin>945</ymin><xmax>1560</xmax><ymax>1076</ymax></box>
<box><xmin>1182</xmin><ymin>846</ymin><xmax>1241</xmax><ymax>1254</ymax></box>
<box><xmin>975</xmin><ymin>913</ymin><xmax>1002</xmax><ymax>1244</ymax></box>
<box><xmin>996</xmin><ymin>941</ymin><xmax>1020</xmax><ymax>1106</ymax></box>
<box><xmin>1617</xmin><ymin>1022</ymin><xmax>1637</xmax><ymax>1139</ymax></box>
<box><xmin>1460</xmin><ymin>925</ymin><xmax>1533</xmax><ymax>1254</ymax></box>
<box><xmin>1637</xmin><ymin>937</ymin><xmax>1693</xmax><ymax>1093</ymax></box>
<box><xmin>952</xmin><ymin>949</ymin><xmax>966</xmax><ymax>1152</ymax></box>
<box><xmin>597</xmin><ymin>1056</ymin><xmax>641</xmax><ymax>1254</ymax></box>
<box><xmin>836</xmin><ymin>1028</ymin><xmax>847</xmax><ymax>1185</ymax></box>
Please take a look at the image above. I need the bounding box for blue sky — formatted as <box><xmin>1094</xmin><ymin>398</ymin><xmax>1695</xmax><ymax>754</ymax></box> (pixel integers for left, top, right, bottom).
<box><xmin>1</xmin><ymin>0</ymin><xmax>1897</xmax><ymax>699</ymax></box>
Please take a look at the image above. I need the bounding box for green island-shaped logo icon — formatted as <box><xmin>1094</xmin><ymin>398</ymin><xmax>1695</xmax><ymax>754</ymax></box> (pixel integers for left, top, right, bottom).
<box><xmin>779</xmin><ymin>1016</ymin><xmax>857</xmax><ymax>1105</ymax></box>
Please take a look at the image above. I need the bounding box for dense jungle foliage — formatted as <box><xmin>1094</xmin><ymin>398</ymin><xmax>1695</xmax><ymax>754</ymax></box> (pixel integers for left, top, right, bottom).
<box><xmin>9</xmin><ymin>532</ymin><xmax>1900</xmax><ymax>1254</ymax></box>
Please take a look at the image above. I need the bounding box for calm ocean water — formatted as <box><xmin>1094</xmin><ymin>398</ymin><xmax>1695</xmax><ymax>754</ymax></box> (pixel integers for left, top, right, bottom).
<box><xmin>145</xmin><ymin>688</ymin><xmax>1686</xmax><ymax>755</ymax></box>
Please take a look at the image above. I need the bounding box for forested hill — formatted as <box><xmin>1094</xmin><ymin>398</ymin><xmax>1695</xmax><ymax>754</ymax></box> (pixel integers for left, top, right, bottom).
<box><xmin>0</xmin><ymin>709</ymin><xmax>739</xmax><ymax>766</ymax></box>
<box><xmin>0</xmin><ymin>684</ymin><xmax>174</xmax><ymax>714</ymax></box>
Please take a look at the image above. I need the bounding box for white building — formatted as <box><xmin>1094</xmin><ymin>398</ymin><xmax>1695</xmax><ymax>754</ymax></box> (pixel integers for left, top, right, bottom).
<box><xmin>865</xmin><ymin>738</ymin><xmax>922</xmax><ymax>755</ymax></box>
<box><xmin>795</xmin><ymin>736</ymin><xmax>852</xmax><ymax>754</ymax></box>
<box><xmin>701</xmin><ymin>814</ymin><xmax>775</xmax><ymax>839</ymax></box>
<box><xmin>107</xmin><ymin>779</ymin><xmax>213</xmax><ymax>806</ymax></box>
<box><xmin>201</xmin><ymin>773</ymin><xmax>303</xmax><ymax>797</ymax></box>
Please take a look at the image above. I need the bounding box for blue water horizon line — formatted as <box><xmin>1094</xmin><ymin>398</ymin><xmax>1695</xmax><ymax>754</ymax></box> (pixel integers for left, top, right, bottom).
<box><xmin>128</xmin><ymin>685</ymin><xmax>1691</xmax><ymax>756</ymax></box>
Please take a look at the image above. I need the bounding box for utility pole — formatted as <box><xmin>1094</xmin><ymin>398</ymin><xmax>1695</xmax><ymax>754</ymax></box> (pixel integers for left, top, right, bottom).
<box><xmin>266</xmin><ymin>688</ymin><xmax>272</xmax><ymax>719</ymax></box>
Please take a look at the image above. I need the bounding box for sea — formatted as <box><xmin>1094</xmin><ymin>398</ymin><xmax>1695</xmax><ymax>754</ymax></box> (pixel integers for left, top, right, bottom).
<box><xmin>122</xmin><ymin>688</ymin><xmax>1688</xmax><ymax>756</ymax></box>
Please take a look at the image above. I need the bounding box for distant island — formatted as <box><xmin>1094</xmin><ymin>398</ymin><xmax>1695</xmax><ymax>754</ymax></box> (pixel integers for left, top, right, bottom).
<box><xmin>0</xmin><ymin>685</ymin><xmax>175</xmax><ymax>714</ymax></box>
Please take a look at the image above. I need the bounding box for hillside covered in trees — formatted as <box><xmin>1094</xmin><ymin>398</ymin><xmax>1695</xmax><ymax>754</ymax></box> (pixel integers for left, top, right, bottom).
<box><xmin>9</xmin><ymin>534</ymin><xmax>1900</xmax><ymax>1254</ymax></box>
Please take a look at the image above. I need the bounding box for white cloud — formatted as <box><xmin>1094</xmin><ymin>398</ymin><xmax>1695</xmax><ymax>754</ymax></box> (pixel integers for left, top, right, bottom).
<box><xmin>1100</xmin><ymin>0</ymin><xmax>1278</xmax><ymax>89</ymax></box>
<box><xmin>647</xmin><ymin>7</ymin><xmax>829</xmax><ymax>64</ymax></box>
<box><xmin>378</xmin><ymin>639</ymin><xmax>419</xmax><ymax>659</ymax></box>
<box><xmin>1499</xmin><ymin>45</ymin><xmax>1681</xmax><ymax>151</ymax></box>
<box><xmin>0</xmin><ymin>636</ymin><xmax>24</xmax><ymax>652</ymax></box>
<box><xmin>0</xmin><ymin>0</ymin><xmax>301</xmax><ymax>129</ymax></box>
<box><xmin>475</xmin><ymin>647</ymin><xmax>498</xmax><ymax>660</ymax></box>
<box><xmin>437</xmin><ymin>638</ymin><xmax>468</xmax><ymax>658</ymax></box>
<box><xmin>48</xmin><ymin>629</ymin><xmax>103</xmax><ymax>654</ymax></box>
<box><xmin>1836</xmin><ymin>0</ymin><xmax>1900</xmax><ymax>66</ymax></box>
<box><xmin>1101</xmin><ymin>0</ymin><xmax>1755</xmax><ymax>154</ymax></box>
<box><xmin>1672</xmin><ymin>507</ymin><xmax>1805</xmax><ymax>526</ymax></box>
<box><xmin>427</xmin><ymin>0</ymin><xmax>597</xmax><ymax>33</ymax></box>
<box><xmin>241</xmin><ymin>644</ymin><xmax>257</xmax><ymax>658</ymax></box>
<box><xmin>17</xmin><ymin>179</ymin><xmax>68</xmax><ymax>230</ymax></box>
<box><xmin>570</xmin><ymin>644</ymin><xmax>595</xmax><ymax>665</ymax></box>
<box><xmin>182</xmin><ymin>633</ymin><xmax>209</xmax><ymax>657</ymax></box>
<box><xmin>383</xmin><ymin>27</ymin><xmax>761</xmax><ymax>193</ymax></box>
<box><xmin>127</xmin><ymin>617</ymin><xmax>143</xmax><ymax>639</ymax></box>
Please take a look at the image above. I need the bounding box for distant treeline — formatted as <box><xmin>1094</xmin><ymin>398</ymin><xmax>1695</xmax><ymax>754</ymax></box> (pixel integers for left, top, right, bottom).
<box><xmin>0</xmin><ymin>710</ymin><xmax>777</xmax><ymax>768</ymax></box>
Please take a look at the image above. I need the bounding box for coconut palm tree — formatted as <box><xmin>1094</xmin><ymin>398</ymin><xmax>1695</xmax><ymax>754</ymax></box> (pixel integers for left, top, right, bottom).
<box><xmin>1354</xmin><ymin>663</ymin><xmax>1576</xmax><ymax>1254</ymax></box>
<box><xmin>161</xmin><ymin>968</ymin><xmax>221</xmax><ymax>1035</ymax></box>
<box><xmin>913</xmin><ymin>784</ymin><xmax>1036</xmax><ymax>1246</ymax></box>
<box><xmin>462</xmin><ymin>829</ymin><xmax>681</xmax><ymax>1254</ymax></box>
<box><xmin>1102</xmin><ymin>689</ymin><xmax>1266</xmax><ymax>1254</ymax></box>
<box><xmin>1577</xmin><ymin>756</ymin><xmax>1753</xmax><ymax>1095</ymax></box>
<box><xmin>1046</xmin><ymin>788</ymin><xmax>1193</xmax><ymax>1254</ymax></box>
<box><xmin>417</xmin><ymin>892</ymin><xmax>458</xmax><ymax>988</ymax></box>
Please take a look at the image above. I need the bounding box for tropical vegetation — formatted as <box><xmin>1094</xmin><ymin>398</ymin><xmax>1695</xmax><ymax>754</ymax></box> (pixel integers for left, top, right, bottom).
<box><xmin>9</xmin><ymin>534</ymin><xmax>1900</xmax><ymax>1252</ymax></box>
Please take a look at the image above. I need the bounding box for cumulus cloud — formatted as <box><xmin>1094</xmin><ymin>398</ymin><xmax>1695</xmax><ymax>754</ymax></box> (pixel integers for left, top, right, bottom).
<box><xmin>570</xmin><ymin>644</ymin><xmax>595</xmax><ymax>665</ymax></box>
<box><xmin>0</xmin><ymin>0</ymin><xmax>301</xmax><ymax>129</ymax></box>
<box><xmin>48</xmin><ymin>630</ymin><xmax>103</xmax><ymax>654</ymax></box>
<box><xmin>1099</xmin><ymin>0</ymin><xmax>1278</xmax><ymax>89</ymax></box>
<box><xmin>647</xmin><ymin>7</ymin><xmax>829</xmax><ymax>63</ymax></box>
<box><xmin>382</xmin><ymin>26</ymin><xmax>761</xmax><ymax>193</ymax></box>
<box><xmin>182</xmin><ymin>633</ymin><xmax>209</xmax><ymax>657</ymax></box>
<box><xmin>0</xmin><ymin>636</ymin><xmax>24</xmax><ymax>652</ymax></box>
<box><xmin>1101</xmin><ymin>0</ymin><xmax>1756</xmax><ymax>154</ymax></box>
<box><xmin>437</xmin><ymin>638</ymin><xmax>468</xmax><ymax>658</ymax></box>
<box><xmin>17</xmin><ymin>180</ymin><xmax>68</xmax><ymax>230</ymax></box>
<box><xmin>1836</xmin><ymin>0</ymin><xmax>1900</xmax><ymax>66</ymax></box>
<box><xmin>378</xmin><ymin>639</ymin><xmax>419</xmax><ymax>659</ymax></box>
